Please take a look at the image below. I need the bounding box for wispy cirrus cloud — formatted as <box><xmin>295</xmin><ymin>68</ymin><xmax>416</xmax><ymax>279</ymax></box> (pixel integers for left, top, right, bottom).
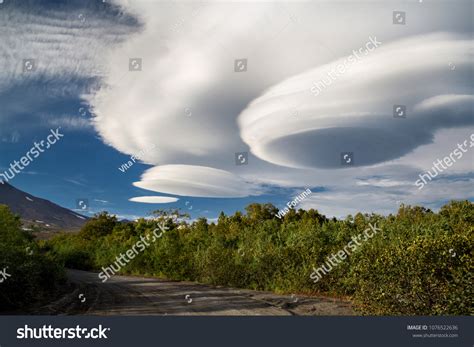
<box><xmin>0</xmin><ymin>1</ymin><xmax>139</xmax><ymax>92</ymax></box>
<box><xmin>0</xmin><ymin>0</ymin><xmax>140</xmax><ymax>138</ymax></box>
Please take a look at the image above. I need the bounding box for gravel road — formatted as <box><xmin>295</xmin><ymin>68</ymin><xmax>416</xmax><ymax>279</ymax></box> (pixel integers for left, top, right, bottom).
<box><xmin>39</xmin><ymin>269</ymin><xmax>355</xmax><ymax>316</ymax></box>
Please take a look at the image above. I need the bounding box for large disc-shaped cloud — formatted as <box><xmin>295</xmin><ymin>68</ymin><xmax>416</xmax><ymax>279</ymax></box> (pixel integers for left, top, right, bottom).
<box><xmin>238</xmin><ymin>33</ymin><xmax>473</xmax><ymax>169</ymax></box>
<box><xmin>133</xmin><ymin>165</ymin><xmax>260</xmax><ymax>198</ymax></box>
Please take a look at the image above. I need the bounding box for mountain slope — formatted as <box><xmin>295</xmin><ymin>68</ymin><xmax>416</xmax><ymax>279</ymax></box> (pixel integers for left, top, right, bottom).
<box><xmin>0</xmin><ymin>182</ymin><xmax>87</xmax><ymax>231</ymax></box>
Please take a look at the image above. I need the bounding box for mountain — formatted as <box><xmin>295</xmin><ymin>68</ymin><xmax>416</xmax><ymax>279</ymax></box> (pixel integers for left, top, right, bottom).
<box><xmin>0</xmin><ymin>182</ymin><xmax>87</xmax><ymax>231</ymax></box>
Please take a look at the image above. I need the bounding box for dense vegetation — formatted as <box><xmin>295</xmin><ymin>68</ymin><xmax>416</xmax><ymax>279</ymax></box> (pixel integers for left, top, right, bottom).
<box><xmin>47</xmin><ymin>201</ymin><xmax>473</xmax><ymax>315</ymax></box>
<box><xmin>0</xmin><ymin>205</ymin><xmax>65</xmax><ymax>311</ymax></box>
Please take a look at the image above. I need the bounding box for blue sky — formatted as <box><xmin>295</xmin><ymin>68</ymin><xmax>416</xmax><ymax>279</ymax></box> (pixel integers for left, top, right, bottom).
<box><xmin>0</xmin><ymin>90</ymin><xmax>321</xmax><ymax>219</ymax></box>
<box><xmin>0</xmin><ymin>0</ymin><xmax>472</xmax><ymax>220</ymax></box>
<box><xmin>0</xmin><ymin>111</ymin><xmax>315</xmax><ymax>219</ymax></box>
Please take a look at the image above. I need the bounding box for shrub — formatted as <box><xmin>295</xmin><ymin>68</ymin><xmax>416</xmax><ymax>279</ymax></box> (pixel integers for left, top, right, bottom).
<box><xmin>0</xmin><ymin>205</ymin><xmax>65</xmax><ymax>311</ymax></box>
<box><xmin>46</xmin><ymin>201</ymin><xmax>473</xmax><ymax>315</ymax></box>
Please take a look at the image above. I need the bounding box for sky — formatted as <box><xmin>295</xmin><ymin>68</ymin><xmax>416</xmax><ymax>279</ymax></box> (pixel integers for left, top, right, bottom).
<box><xmin>0</xmin><ymin>0</ymin><xmax>472</xmax><ymax>220</ymax></box>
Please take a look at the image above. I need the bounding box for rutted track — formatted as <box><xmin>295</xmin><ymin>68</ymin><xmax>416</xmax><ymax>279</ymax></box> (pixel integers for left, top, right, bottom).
<box><xmin>41</xmin><ymin>269</ymin><xmax>355</xmax><ymax>316</ymax></box>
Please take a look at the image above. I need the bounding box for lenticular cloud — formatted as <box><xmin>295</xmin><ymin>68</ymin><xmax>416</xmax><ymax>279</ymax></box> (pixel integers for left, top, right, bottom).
<box><xmin>238</xmin><ymin>33</ymin><xmax>474</xmax><ymax>169</ymax></box>
<box><xmin>133</xmin><ymin>165</ymin><xmax>260</xmax><ymax>198</ymax></box>
<box><xmin>129</xmin><ymin>196</ymin><xmax>179</xmax><ymax>204</ymax></box>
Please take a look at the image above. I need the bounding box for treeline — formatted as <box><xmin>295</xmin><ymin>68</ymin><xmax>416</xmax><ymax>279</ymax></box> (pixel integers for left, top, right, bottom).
<box><xmin>45</xmin><ymin>201</ymin><xmax>473</xmax><ymax>315</ymax></box>
<box><xmin>0</xmin><ymin>205</ymin><xmax>65</xmax><ymax>311</ymax></box>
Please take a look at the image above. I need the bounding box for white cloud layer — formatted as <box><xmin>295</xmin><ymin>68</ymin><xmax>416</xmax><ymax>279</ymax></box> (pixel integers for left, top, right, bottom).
<box><xmin>238</xmin><ymin>33</ymin><xmax>473</xmax><ymax>169</ymax></box>
<box><xmin>87</xmin><ymin>1</ymin><xmax>473</xmax><ymax>214</ymax></box>
<box><xmin>133</xmin><ymin>165</ymin><xmax>261</xmax><ymax>198</ymax></box>
<box><xmin>2</xmin><ymin>1</ymin><xmax>472</xmax><ymax>216</ymax></box>
<box><xmin>129</xmin><ymin>196</ymin><xmax>179</xmax><ymax>204</ymax></box>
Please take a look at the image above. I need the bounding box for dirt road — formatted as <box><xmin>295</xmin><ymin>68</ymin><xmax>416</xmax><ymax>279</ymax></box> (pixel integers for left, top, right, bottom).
<box><xmin>40</xmin><ymin>269</ymin><xmax>355</xmax><ymax>316</ymax></box>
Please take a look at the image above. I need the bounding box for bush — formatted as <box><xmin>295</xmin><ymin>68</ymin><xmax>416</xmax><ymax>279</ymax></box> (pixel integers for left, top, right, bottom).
<box><xmin>0</xmin><ymin>205</ymin><xmax>65</xmax><ymax>311</ymax></box>
<box><xmin>348</xmin><ymin>202</ymin><xmax>473</xmax><ymax>315</ymax></box>
<box><xmin>46</xmin><ymin>201</ymin><xmax>473</xmax><ymax>315</ymax></box>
